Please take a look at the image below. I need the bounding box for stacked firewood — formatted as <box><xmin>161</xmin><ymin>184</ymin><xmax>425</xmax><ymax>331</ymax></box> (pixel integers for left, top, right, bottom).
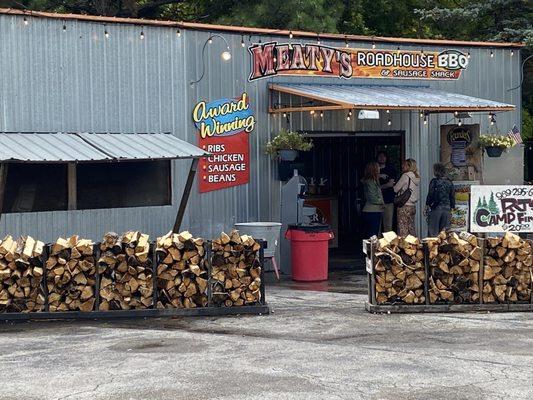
<box><xmin>98</xmin><ymin>231</ymin><xmax>153</xmax><ymax>310</ymax></box>
<box><xmin>426</xmin><ymin>231</ymin><xmax>481</xmax><ymax>304</ymax></box>
<box><xmin>373</xmin><ymin>232</ymin><xmax>426</xmax><ymax>304</ymax></box>
<box><xmin>155</xmin><ymin>231</ymin><xmax>208</xmax><ymax>308</ymax></box>
<box><xmin>46</xmin><ymin>236</ymin><xmax>96</xmax><ymax>312</ymax></box>
<box><xmin>211</xmin><ymin>230</ymin><xmax>262</xmax><ymax>307</ymax></box>
<box><xmin>483</xmin><ymin>232</ymin><xmax>532</xmax><ymax>303</ymax></box>
<box><xmin>0</xmin><ymin>236</ymin><xmax>45</xmax><ymax>312</ymax></box>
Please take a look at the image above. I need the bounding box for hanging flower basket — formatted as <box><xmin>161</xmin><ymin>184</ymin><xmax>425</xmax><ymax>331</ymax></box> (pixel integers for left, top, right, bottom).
<box><xmin>278</xmin><ymin>149</ymin><xmax>299</xmax><ymax>161</ymax></box>
<box><xmin>266</xmin><ymin>129</ymin><xmax>313</xmax><ymax>161</ymax></box>
<box><xmin>479</xmin><ymin>134</ymin><xmax>515</xmax><ymax>158</ymax></box>
<box><xmin>485</xmin><ymin>146</ymin><xmax>504</xmax><ymax>157</ymax></box>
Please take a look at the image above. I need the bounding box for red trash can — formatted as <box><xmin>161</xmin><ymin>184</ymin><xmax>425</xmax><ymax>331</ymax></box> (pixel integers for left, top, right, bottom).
<box><xmin>285</xmin><ymin>224</ymin><xmax>334</xmax><ymax>281</ymax></box>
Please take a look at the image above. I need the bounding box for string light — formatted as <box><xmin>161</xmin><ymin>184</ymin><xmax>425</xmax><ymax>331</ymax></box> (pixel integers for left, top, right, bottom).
<box><xmin>387</xmin><ymin>118</ymin><xmax>392</xmax><ymax>126</ymax></box>
<box><xmin>510</xmin><ymin>49</ymin><xmax>514</xmax><ymax>56</ymax></box>
<box><xmin>176</xmin><ymin>29</ymin><xmax>181</xmax><ymax>37</ymax></box>
<box><xmin>208</xmin><ymin>36</ymin><xmax>213</xmax><ymax>44</ymax></box>
<box><xmin>458</xmin><ymin>118</ymin><xmax>462</xmax><ymax>126</ymax></box>
<box><xmin>23</xmin><ymin>17</ymin><xmax>28</xmax><ymax>25</ymax></box>
<box><xmin>419</xmin><ymin>111</ymin><xmax>424</xmax><ymax>118</ymax></box>
<box><xmin>241</xmin><ymin>35</ymin><xmax>245</xmax><ymax>47</ymax></box>
<box><xmin>490</xmin><ymin>50</ymin><xmax>494</xmax><ymax>58</ymax></box>
<box><xmin>454</xmin><ymin>111</ymin><xmax>459</xmax><ymax>117</ymax></box>
<box><xmin>282</xmin><ymin>112</ymin><xmax>287</xmax><ymax>118</ymax></box>
<box><xmin>348</xmin><ymin>110</ymin><xmax>353</xmax><ymax>117</ymax></box>
<box><xmin>345</xmin><ymin>37</ymin><xmax>349</xmax><ymax>48</ymax></box>
<box><xmin>140</xmin><ymin>26</ymin><xmax>145</xmax><ymax>40</ymax></box>
<box><xmin>372</xmin><ymin>41</ymin><xmax>376</xmax><ymax>49</ymax></box>
<box><xmin>104</xmin><ymin>25</ymin><xmax>109</xmax><ymax>38</ymax></box>
<box><xmin>320</xmin><ymin>111</ymin><xmax>324</xmax><ymax>118</ymax></box>
<box><xmin>289</xmin><ymin>31</ymin><xmax>293</xmax><ymax>39</ymax></box>
<box><xmin>317</xmin><ymin>34</ymin><xmax>321</xmax><ymax>45</ymax></box>
<box><xmin>467</xmin><ymin>51</ymin><xmax>471</xmax><ymax>59</ymax></box>
<box><xmin>346</xmin><ymin>111</ymin><xmax>351</xmax><ymax>121</ymax></box>
<box><xmin>490</xmin><ymin>114</ymin><xmax>496</xmax><ymax>125</ymax></box>
<box><xmin>386</xmin><ymin>109</ymin><xmax>390</xmax><ymax>114</ymax></box>
<box><xmin>310</xmin><ymin>110</ymin><xmax>315</xmax><ymax>115</ymax></box>
<box><xmin>423</xmin><ymin>113</ymin><xmax>428</xmax><ymax>125</ymax></box>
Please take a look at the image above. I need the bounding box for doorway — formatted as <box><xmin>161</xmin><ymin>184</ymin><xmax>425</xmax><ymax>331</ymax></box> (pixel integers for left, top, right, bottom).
<box><xmin>298</xmin><ymin>131</ymin><xmax>404</xmax><ymax>270</ymax></box>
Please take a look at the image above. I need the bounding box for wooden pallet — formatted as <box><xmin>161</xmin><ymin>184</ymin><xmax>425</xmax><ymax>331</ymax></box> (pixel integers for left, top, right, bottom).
<box><xmin>365</xmin><ymin>301</ymin><xmax>533</xmax><ymax>314</ymax></box>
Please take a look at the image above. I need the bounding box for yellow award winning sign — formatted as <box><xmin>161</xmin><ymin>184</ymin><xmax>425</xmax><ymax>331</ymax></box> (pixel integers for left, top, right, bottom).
<box><xmin>249</xmin><ymin>42</ymin><xmax>469</xmax><ymax>81</ymax></box>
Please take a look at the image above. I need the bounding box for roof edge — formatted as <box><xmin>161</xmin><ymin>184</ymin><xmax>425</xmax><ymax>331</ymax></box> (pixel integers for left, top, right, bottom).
<box><xmin>0</xmin><ymin>8</ymin><xmax>525</xmax><ymax>49</ymax></box>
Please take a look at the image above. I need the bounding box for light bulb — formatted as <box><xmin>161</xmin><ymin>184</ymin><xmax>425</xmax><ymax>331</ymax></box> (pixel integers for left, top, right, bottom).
<box><xmin>423</xmin><ymin>116</ymin><xmax>428</xmax><ymax>125</ymax></box>
<box><xmin>467</xmin><ymin>51</ymin><xmax>471</xmax><ymax>59</ymax></box>
<box><xmin>176</xmin><ymin>29</ymin><xmax>181</xmax><ymax>37</ymax></box>
<box><xmin>63</xmin><ymin>24</ymin><xmax>66</xmax><ymax>32</ymax></box>
<box><xmin>510</xmin><ymin>49</ymin><xmax>514</xmax><ymax>56</ymax></box>
<box><xmin>241</xmin><ymin>36</ymin><xmax>245</xmax><ymax>47</ymax></box>
<box><xmin>347</xmin><ymin>114</ymin><xmax>351</xmax><ymax>121</ymax></box>
<box><xmin>419</xmin><ymin>111</ymin><xmax>424</xmax><ymax>118</ymax></box>
<box><xmin>221</xmin><ymin>50</ymin><xmax>232</xmax><ymax>61</ymax></box>
<box><xmin>320</xmin><ymin>111</ymin><xmax>324</xmax><ymax>118</ymax></box>
<box><xmin>282</xmin><ymin>113</ymin><xmax>287</xmax><ymax>118</ymax></box>
<box><xmin>387</xmin><ymin>119</ymin><xmax>392</xmax><ymax>126</ymax></box>
<box><xmin>23</xmin><ymin>17</ymin><xmax>28</xmax><ymax>25</ymax></box>
<box><xmin>345</xmin><ymin>38</ymin><xmax>349</xmax><ymax>48</ymax></box>
<box><xmin>289</xmin><ymin>31</ymin><xmax>293</xmax><ymax>39</ymax></box>
<box><xmin>386</xmin><ymin>109</ymin><xmax>390</xmax><ymax>114</ymax></box>
<box><xmin>372</xmin><ymin>42</ymin><xmax>376</xmax><ymax>49</ymax></box>
<box><xmin>140</xmin><ymin>31</ymin><xmax>144</xmax><ymax>40</ymax></box>
<box><xmin>348</xmin><ymin>110</ymin><xmax>352</xmax><ymax>116</ymax></box>
<box><xmin>490</xmin><ymin>50</ymin><xmax>494</xmax><ymax>58</ymax></box>
<box><xmin>105</xmin><ymin>30</ymin><xmax>109</xmax><ymax>38</ymax></box>
<box><xmin>458</xmin><ymin>119</ymin><xmax>462</xmax><ymax>126</ymax></box>
<box><xmin>208</xmin><ymin>37</ymin><xmax>213</xmax><ymax>44</ymax></box>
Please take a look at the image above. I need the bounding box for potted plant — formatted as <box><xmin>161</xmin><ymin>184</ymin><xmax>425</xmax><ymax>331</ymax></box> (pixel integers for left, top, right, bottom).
<box><xmin>266</xmin><ymin>129</ymin><xmax>313</xmax><ymax>161</ymax></box>
<box><xmin>479</xmin><ymin>134</ymin><xmax>515</xmax><ymax>157</ymax></box>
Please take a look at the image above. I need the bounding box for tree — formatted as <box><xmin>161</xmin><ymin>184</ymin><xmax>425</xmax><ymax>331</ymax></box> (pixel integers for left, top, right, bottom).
<box><xmin>488</xmin><ymin>192</ymin><xmax>500</xmax><ymax>214</ymax></box>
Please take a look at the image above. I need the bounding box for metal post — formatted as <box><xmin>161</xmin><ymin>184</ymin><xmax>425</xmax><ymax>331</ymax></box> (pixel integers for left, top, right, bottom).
<box><xmin>206</xmin><ymin>241</ymin><xmax>213</xmax><ymax>307</ymax></box>
<box><xmin>423</xmin><ymin>241</ymin><xmax>430</xmax><ymax>306</ymax></box>
<box><xmin>0</xmin><ymin>163</ymin><xmax>8</xmax><ymax>224</ymax></box>
<box><xmin>259</xmin><ymin>240</ymin><xmax>266</xmax><ymax>305</ymax></box>
<box><xmin>172</xmin><ymin>158</ymin><xmax>199</xmax><ymax>233</ymax></box>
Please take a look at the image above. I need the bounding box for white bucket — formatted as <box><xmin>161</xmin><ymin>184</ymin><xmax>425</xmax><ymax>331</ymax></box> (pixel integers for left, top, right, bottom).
<box><xmin>234</xmin><ymin>222</ymin><xmax>282</xmax><ymax>258</ymax></box>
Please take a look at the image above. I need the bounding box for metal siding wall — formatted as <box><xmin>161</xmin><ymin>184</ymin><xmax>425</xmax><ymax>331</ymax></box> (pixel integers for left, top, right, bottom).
<box><xmin>0</xmin><ymin>14</ymin><xmax>522</xmax><ymax>243</ymax></box>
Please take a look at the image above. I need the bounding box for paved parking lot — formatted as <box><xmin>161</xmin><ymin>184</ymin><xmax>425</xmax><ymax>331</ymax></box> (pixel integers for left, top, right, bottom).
<box><xmin>1</xmin><ymin>279</ymin><xmax>532</xmax><ymax>400</ymax></box>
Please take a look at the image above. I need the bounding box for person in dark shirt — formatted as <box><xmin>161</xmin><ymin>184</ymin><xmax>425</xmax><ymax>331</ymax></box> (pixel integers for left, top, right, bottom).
<box><xmin>376</xmin><ymin>151</ymin><xmax>397</xmax><ymax>233</ymax></box>
<box><xmin>425</xmin><ymin>163</ymin><xmax>455</xmax><ymax>236</ymax></box>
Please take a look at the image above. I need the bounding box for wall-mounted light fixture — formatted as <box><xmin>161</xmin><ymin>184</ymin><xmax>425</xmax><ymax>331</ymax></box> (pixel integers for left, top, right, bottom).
<box><xmin>191</xmin><ymin>34</ymin><xmax>232</xmax><ymax>85</ymax></box>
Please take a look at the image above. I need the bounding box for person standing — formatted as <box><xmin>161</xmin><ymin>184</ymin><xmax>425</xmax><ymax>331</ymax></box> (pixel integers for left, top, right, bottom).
<box><xmin>394</xmin><ymin>159</ymin><xmax>421</xmax><ymax>237</ymax></box>
<box><xmin>376</xmin><ymin>151</ymin><xmax>396</xmax><ymax>233</ymax></box>
<box><xmin>361</xmin><ymin>161</ymin><xmax>385</xmax><ymax>238</ymax></box>
<box><xmin>426</xmin><ymin>163</ymin><xmax>455</xmax><ymax>236</ymax></box>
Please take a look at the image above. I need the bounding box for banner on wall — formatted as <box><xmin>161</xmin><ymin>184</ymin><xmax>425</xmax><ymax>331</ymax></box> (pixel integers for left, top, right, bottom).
<box><xmin>249</xmin><ymin>42</ymin><xmax>469</xmax><ymax>81</ymax></box>
<box><xmin>470</xmin><ymin>185</ymin><xmax>533</xmax><ymax>233</ymax></box>
<box><xmin>192</xmin><ymin>93</ymin><xmax>256</xmax><ymax>193</ymax></box>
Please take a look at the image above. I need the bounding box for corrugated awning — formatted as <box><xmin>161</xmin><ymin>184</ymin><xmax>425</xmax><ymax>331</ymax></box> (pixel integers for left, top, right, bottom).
<box><xmin>0</xmin><ymin>132</ymin><xmax>209</xmax><ymax>163</ymax></box>
<box><xmin>269</xmin><ymin>83</ymin><xmax>515</xmax><ymax>112</ymax></box>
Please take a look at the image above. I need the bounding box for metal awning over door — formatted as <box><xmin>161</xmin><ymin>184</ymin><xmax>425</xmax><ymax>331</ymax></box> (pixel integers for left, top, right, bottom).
<box><xmin>269</xmin><ymin>83</ymin><xmax>516</xmax><ymax>113</ymax></box>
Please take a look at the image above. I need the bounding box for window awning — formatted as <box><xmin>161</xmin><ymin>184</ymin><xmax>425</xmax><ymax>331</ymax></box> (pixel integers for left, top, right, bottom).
<box><xmin>269</xmin><ymin>83</ymin><xmax>515</xmax><ymax>113</ymax></box>
<box><xmin>0</xmin><ymin>132</ymin><xmax>209</xmax><ymax>163</ymax></box>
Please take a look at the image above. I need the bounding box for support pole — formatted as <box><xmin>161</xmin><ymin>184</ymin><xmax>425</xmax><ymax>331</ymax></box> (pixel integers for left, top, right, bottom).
<box><xmin>0</xmin><ymin>163</ymin><xmax>8</xmax><ymax>224</ymax></box>
<box><xmin>172</xmin><ymin>158</ymin><xmax>199</xmax><ymax>233</ymax></box>
<box><xmin>67</xmin><ymin>162</ymin><xmax>77</xmax><ymax>210</ymax></box>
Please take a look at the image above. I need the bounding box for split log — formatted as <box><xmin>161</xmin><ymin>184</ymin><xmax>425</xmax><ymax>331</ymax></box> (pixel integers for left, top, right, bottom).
<box><xmin>211</xmin><ymin>229</ymin><xmax>262</xmax><ymax>307</ymax></box>
<box><xmin>98</xmin><ymin>231</ymin><xmax>153</xmax><ymax>310</ymax></box>
<box><xmin>0</xmin><ymin>235</ymin><xmax>46</xmax><ymax>312</ymax></box>
<box><xmin>155</xmin><ymin>231</ymin><xmax>208</xmax><ymax>309</ymax></box>
<box><xmin>426</xmin><ymin>231</ymin><xmax>481</xmax><ymax>304</ymax></box>
<box><xmin>373</xmin><ymin>232</ymin><xmax>425</xmax><ymax>304</ymax></box>
<box><xmin>46</xmin><ymin>236</ymin><xmax>96</xmax><ymax>312</ymax></box>
<box><xmin>483</xmin><ymin>232</ymin><xmax>532</xmax><ymax>303</ymax></box>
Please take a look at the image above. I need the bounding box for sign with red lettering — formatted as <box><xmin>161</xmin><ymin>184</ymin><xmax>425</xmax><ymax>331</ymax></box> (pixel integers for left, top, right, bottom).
<box><xmin>470</xmin><ymin>186</ymin><xmax>533</xmax><ymax>233</ymax></box>
<box><xmin>249</xmin><ymin>42</ymin><xmax>469</xmax><ymax>81</ymax></box>
<box><xmin>192</xmin><ymin>93</ymin><xmax>256</xmax><ymax>193</ymax></box>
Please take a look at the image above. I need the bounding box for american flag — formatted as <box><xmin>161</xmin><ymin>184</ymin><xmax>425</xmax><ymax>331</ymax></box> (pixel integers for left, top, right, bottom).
<box><xmin>507</xmin><ymin>124</ymin><xmax>522</xmax><ymax>145</ymax></box>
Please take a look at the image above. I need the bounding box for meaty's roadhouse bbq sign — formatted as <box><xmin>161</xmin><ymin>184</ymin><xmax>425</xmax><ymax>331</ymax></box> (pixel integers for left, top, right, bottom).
<box><xmin>470</xmin><ymin>186</ymin><xmax>533</xmax><ymax>233</ymax></box>
<box><xmin>249</xmin><ymin>42</ymin><xmax>469</xmax><ymax>81</ymax></box>
<box><xmin>193</xmin><ymin>93</ymin><xmax>255</xmax><ymax>193</ymax></box>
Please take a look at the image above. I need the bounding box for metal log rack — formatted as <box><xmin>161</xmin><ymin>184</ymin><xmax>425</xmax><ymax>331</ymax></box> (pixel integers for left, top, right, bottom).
<box><xmin>0</xmin><ymin>239</ymin><xmax>270</xmax><ymax>321</ymax></box>
<box><xmin>363</xmin><ymin>238</ymin><xmax>533</xmax><ymax>314</ymax></box>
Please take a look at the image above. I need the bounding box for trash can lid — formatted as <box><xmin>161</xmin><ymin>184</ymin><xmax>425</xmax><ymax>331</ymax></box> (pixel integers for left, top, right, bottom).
<box><xmin>287</xmin><ymin>223</ymin><xmax>331</xmax><ymax>232</ymax></box>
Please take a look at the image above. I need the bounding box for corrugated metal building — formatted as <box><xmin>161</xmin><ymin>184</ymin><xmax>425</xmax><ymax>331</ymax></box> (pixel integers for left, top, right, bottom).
<box><xmin>0</xmin><ymin>9</ymin><xmax>523</xmax><ymax>262</ymax></box>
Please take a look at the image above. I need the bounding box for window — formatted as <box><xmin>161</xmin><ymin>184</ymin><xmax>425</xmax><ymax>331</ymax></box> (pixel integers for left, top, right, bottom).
<box><xmin>4</xmin><ymin>163</ymin><xmax>68</xmax><ymax>213</ymax></box>
<box><xmin>76</xmin><ymin>160</ymin><xmax>171</xmax><ymax>210</ymax></box>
